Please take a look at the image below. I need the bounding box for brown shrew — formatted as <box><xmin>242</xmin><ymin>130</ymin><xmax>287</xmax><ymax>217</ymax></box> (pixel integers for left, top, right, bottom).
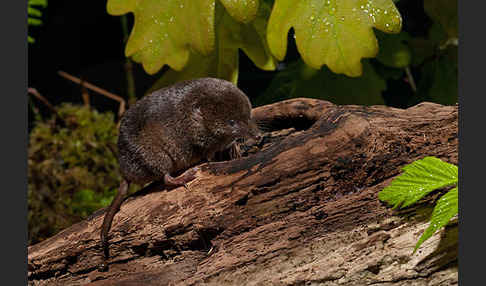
<box><xmin>99</xmin><ymin>77</ymin><xmax>261</xmax><ymax>271</ymax></box>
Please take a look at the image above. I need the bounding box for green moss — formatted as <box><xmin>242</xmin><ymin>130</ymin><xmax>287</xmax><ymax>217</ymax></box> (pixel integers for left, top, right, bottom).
<box><xmin>28</xmin><ymin>104</ymin><xmax>120</xmax><ymax>245</ymax></box>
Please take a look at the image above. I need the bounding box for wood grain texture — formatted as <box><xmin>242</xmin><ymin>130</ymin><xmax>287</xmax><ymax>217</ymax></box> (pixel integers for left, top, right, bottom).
<box><xmin>28</xmin><ymin>98</ymin><xmax>458</xmax><ymax>286</ymax></box>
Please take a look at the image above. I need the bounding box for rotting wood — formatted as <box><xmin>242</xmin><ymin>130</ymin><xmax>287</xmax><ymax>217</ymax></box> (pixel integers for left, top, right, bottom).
<box><xmin>28</xmin><ymin>98</ymin><xmax>458</xmax><ymax>286</ymax></box>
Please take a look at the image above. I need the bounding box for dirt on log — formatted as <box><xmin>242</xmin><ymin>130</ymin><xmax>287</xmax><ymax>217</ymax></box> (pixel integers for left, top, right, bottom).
<box><xmin>28</xmin><ymin>98</ymin><xmax>458</xmax><ymax>286</ymax></box>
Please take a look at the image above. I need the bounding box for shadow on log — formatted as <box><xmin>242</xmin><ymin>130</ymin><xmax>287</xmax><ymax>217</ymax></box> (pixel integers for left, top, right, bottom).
<box><xmin>28</xmin><ymin>98</ymin><xmax>458</xmax><ymax>286</ymax></box>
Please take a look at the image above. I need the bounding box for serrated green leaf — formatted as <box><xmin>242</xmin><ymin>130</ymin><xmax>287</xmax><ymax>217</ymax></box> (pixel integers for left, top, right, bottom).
<box><xmin>28</xmin><ymin>0</ymin><xmax>46</xmax><ymax>44</ymax></box>
<box><xmin>29</xmin><ymin>0</ymin><xmax>48</xmax><ymax>7</ymax></box>
<box><xmin>375</xmin><ymin>30</ymin><xmax>411</xmax><ymax>68</ymax></box>
<box><xmin>267</xmin><ymin>0</ymin><xmax>402</xmax><ymax>77</ymax></box>
<box><xmin>409</xmin><ymin>38</ymin><xmax>436</xmax><ymax>67</ymax></box>
<box><xmin>108</xmin><ymin>0</ymin><xmax>275</xmax><ymax>77</ymax></box>
<box><xmin>238</xmin><ymin>1</ymin><xmax>277</xmax><ymax>71</ymax></box>
<box><xmin>378</xmin><ymin>157</ymin><xmax>458</xmax><ymax>209</ymax></box>
<box><xmin>414</xmin><ymin>187</ymin><xmax>458</xmax><ymax>253</ymax></box>
<box><xmin>107</xmin><ymin>0</ymin><xmax>216</xmax><ymax>74</ymax></box>
<box><xmin>148</xmin><ymin>50</ymin><xmax>234</xmax><ymax>93</ymax></box>
<box><xmin>417</xmin><ymin>48</ymin><xmax>457</xmax><ymax>105</ymax></box>
<box><xmin>408</xmin><ymin>22</ymin><xmax>448</xmax><ymax>67</ymax></box>
<box><xmin>258</xmin><ymin>59</ymin><xmax>385</xmax><ymax>106</ymax></box>
<box><xmin>28</xmin><ymin>7</ymin><xmax>43</xmax><ymax>17</ymax></box>
<box><xmin>106</xmin><ymin>0</ymin><xmax>137</xmax><ymax>14</ymax></box>
<box><xmin>28</xmin><ymin>18</ymin><xmax>43</xmax><ymax>26</ymax></box>
<box><xmin>427</xmin><ymin>21</ymin><xmax>449</xmax><ymax>46</ymax></box>
<box><xmin>424</xmin><ymin>0</ymin><xmax>457</xmax><ymax>39</ymax></box>
<box><xmin>220</xmin><ymin>0</ymin><xmax>260</xmax><ymax>23</ymax></box>
<box><xmin>148</xmin><ymin>1</ymin><xmax>276</xmax><ymax>91</ymax></box>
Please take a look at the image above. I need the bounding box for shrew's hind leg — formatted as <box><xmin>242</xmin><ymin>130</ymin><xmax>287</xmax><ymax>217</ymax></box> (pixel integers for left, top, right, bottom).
<box><xmin>99</xmin><ymin>179</ymin><xmax>130</xmax><ymax>271</ymax></box>
<box><xmin>164</xmin><ymin>167</ymin><xmax>199</xmax><ymax>189</ymax></box>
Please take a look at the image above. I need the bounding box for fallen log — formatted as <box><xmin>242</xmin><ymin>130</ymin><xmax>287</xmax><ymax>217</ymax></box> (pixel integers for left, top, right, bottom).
<box><xmin>28</xmin><ymin>98</ymin><xmax>458</xmax><ymax>286</ymax></box>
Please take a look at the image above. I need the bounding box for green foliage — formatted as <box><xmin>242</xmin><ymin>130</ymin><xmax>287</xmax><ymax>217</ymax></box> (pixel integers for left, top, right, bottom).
<box><xmin>107</xmin><ymin>0</ymin><xmax>216</xmax><ymax>74</ymax></box>
<box><xmin>69</xmin><ymin>189</ymin><xmax>116</xmax><ymax>218</ymax></box>
<box><xmin>263</xmin><ymin>1</ymin><xmax>457</xmax><ymax>107</ymax></box>
<box><xmin>256</xmin><ymin>59</ymin><xmax>386</xmax><ymax>106</ymax></box>
<box><xmin>28</xmin><ymin>0</ymin><xmax>47</xmax><ymax>44</ymax></box>
<box><xmin>416</xmin><ymin>46</ymin><xmax>458</xmax><ymax>105</ymax></box>
<box><xmin>406</xmin><ymin>5</ymin><xmax>458</xmax><ymax>106</ymax></box>
<box><xmin>375</xmin><ymin>30</ymin><xmax>411</xmax><ymax>68</ymax></box>
<box><xmin>107</xmin><ymin>0</ymin><xmax>276</xmax><ymax>85</ymax></box>
<box><xmin>105</xmin><ymin>0</ymin><xmax>456</xmax><ymax>107</ymax></box>
<box><xmin>107</xmin><ymin>0</ymin><xmax>402</xmax><ymax>86</ymax></box>
<box><xmin>267</xmin><ymin>0</ymin><xmax>402</xmax><ymax>77</ymax></box>
<box><xmin>424</xmin><ymin>0</ymin><xmax>457</xmax><ymax>40</ymax></box>
<box><xmin>28</xmin><ymin>104</ymin><xmax>120</xmax><ymax>244</ymax></box>
<box><xmin>378</xmin><ymin>157</ymin><xmax>458</xmax><ymax>252</ymax></box>
<box><xmin>378</xmin><ymin>157</ymin><xmax>457</xmax><ymax>209</ymax></box>
<box><xmin>148</xmin><ymin>1</ymin><xmax>277</xmax><ymax>92</ymax></box>
<box><xmin>414</xmin><ymin>186</ymin><xmax>457</xmax><ymax>252</ymax></box>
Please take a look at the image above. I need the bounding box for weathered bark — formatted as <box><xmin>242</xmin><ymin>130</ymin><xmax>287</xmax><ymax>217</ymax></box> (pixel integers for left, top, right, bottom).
<box><xmin>28</xmin><ymin>98</ymin><xmax>458</xmax><ymax>286</ymax></box>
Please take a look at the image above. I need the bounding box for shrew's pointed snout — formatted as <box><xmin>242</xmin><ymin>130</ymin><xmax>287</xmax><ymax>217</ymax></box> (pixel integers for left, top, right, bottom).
<box><xmin>244</xmin><ymin>119</ymin><xmax>263</xmax><ymax>146</ymax></box>
<box><xmin>252</xmin><ymin>130</ymin><xmax>263</xmax><ymax>145</ymax></box>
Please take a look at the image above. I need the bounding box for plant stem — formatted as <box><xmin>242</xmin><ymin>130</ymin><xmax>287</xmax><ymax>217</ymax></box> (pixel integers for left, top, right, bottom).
<box><xmin>28</xmin><ymin>96</ymin><xmax>42</xmax><ymax>122</ymax></box>
<box><xmin>404</xmin><ymin>66</ymin><xmax>417</xmax><ymax>93</ymax></box>
<box><xmin>28</xmin><ymin>87</ymin><xmax>58</xmax><ymax>116</ymax></box>
<box><xmin>121</xmin><ymin>15</ymin><xmax>137</xmax><ymax>106</ymax></box>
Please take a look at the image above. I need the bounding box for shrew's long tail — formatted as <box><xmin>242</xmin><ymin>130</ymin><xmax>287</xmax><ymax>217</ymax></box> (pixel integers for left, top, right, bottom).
<box><xmin>99</xmin><ymin>179</ymin><xmax>130</xmax><ymax>271</ymax></box>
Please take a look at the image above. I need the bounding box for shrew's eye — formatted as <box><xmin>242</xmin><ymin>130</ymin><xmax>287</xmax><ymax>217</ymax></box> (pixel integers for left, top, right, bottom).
<box><xmin>228</xmin><ymin>119</ymin><xmax>236</xmax><ymax>126</ymax></box>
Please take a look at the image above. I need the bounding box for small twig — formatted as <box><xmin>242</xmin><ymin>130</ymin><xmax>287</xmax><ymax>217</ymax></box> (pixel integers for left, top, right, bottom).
<box><xmin>404</xmin><ymin>66</ymin><xmax>417</xmax><ymax>93</ymax></box>
<box><xmin>28</xmin><ymin>88</ymin><xmax>67</xmax><ymax>127</ymax></box>
<box><xmin>58</xmin><ymin>71</ymin><xmax>126</xmax><ymax>118</ymax></box>
<box><xmin>28</xmin><ymin>96</ymin><xmax>42</xmax><ymax>121</ymax></box>
<box><xmin>28</xmin><ymin>87</ymin><xmax>58</xmax><ymax>116</ymax></box>
<box><xmin>80</xmin><ymin>77</ymin><xmax>91</xmax><ymax>108</ymax></box>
